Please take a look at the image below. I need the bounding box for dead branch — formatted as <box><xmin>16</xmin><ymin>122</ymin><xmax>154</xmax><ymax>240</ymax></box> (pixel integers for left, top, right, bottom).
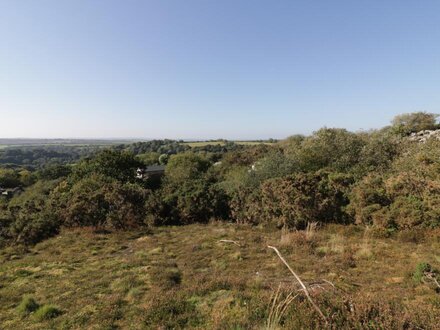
<box><xmin>219</xmin><ymin>239</ymin><xmax>241</xmax><ymax>247</ymax></box>
<box><xmin>267</xmin><ymin>245</ymin><xmax>328</xmax><ymax>323</ymax></box>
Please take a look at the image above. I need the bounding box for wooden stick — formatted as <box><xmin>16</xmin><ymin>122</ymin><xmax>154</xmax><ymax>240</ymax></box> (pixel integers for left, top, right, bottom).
<box><xmin>267</xmin><ymin>245</ymin><xmax>328</xmax><ymax>323</ymax></box>
<box><xmin>219</xmin><ymin>239</ymin><xmax>241</xmax><ymax>247</ymax></box>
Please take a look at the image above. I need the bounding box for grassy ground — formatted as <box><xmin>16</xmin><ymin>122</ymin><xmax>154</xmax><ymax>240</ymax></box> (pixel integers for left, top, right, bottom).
<box><xmin>0</xmin><ymin>223</ymin><xmax>439</xmax><ymax>329</ymax></box>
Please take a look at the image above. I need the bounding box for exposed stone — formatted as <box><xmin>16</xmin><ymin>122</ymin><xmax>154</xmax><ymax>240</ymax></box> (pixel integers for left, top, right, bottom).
<box><xmin>408</xmin><ymin>129</ymin><xmax>440</xmax><ymax>143</ymax></box>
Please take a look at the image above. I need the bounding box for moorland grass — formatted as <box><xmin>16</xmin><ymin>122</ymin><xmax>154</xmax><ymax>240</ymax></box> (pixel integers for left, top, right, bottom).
<box><xmin>1</xmin><ymin>223</ymin><xmax>439</xmax><ymax>329</ymax></box>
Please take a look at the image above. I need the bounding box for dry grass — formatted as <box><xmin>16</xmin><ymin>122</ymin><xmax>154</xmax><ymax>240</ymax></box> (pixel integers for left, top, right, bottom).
<box><xmin>1</xmin><ymin>223</ymin><xmax>439</xmax><ymax>329</ymax></box>
<box><xmin>279</xmin><ymin>222</ymin><xmax>319</xmax><ymax>248</ymax></box>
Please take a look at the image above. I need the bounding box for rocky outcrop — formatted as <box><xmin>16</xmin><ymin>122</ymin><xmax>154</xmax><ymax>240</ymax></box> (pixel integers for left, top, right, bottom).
<box><xmin>408</xmin><ymin>129</ymin><xmax>440</xmax><ymax>143</ymax></box>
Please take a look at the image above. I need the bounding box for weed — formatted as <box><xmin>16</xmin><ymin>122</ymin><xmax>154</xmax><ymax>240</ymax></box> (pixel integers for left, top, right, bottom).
<box><xmin>34</xmin><ymin>304</ymin><xmax>62</xmax><ymax>321</ymax></box>
<box><xmin>17</xmin><ymin>295</ymin><xmax>39</xmax><ymax>316</ymax></box>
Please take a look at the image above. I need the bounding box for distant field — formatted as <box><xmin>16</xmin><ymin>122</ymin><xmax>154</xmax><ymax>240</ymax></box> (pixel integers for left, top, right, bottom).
<box><xmin>0</xmin><ymin>143</ymin><xmax>125</xmax><ymax>150</ymax></box>
<box><xmin>183</xmin><ymin>141</ymin><xmax>226</xmax><ymax>147</ymax></box>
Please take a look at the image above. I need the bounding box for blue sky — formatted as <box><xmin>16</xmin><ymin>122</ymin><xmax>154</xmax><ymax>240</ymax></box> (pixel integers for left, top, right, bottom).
<box><xmin>1</xmin><ymin>1</ymin><xmax>439</xmax><ymax>139</ymax></box>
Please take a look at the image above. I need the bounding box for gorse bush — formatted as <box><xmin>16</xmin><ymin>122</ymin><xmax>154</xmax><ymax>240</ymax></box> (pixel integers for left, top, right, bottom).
<box><xmin>53</xmin><ymin>174</ymin><xmax>149</xmax><ymax>229</ymax></box>
<box><xmin>232</xmin><ymin>171</ymin><xmax>353</xmax><ymax>229</ymax></box>
<box><xmin>348</xmin><ymin>139</ymin><xmax>440</xmax><ymax>230</ymax></box>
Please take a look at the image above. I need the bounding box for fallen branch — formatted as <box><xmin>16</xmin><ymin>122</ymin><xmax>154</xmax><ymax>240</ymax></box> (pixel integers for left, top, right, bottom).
<box><xmin>219</xmin><ymin>239</ymin><xmax>241</xmax><ymax>247</ymax></box>
<box><xmin>267</xmin><ymin>245</ymin><xmax>328</xmax><ymax>323</ymax></box>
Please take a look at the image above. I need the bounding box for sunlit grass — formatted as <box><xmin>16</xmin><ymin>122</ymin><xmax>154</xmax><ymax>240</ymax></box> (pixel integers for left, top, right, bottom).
<box><xmin>1</xmin><ymin>223</ymin><xmax>439</xmax><ymax>329</ymax></box>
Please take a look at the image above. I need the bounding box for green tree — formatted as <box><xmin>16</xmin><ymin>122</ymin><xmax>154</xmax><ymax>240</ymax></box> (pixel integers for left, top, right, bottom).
<box><xmin>71</xmin><ymin>150</ymin><xmax>142</xmax><ymax>183</ymax></box>
<box><xmin>165</xmin><ymin>153</ymin><xmax>210</xmax><ymax>184</ymax></box>
<box><xmin>260</xmin><ymin>171</ymin><xmax>353</xmax><ymax>228</ymax></box>
<box><xmin>391</xmin><ymin>112</ymin><xmax>439</xmax><ymax>135</ymax></box>
<box><xmin>290</xmin><ymin>128</ymin><xmax>365</xmax><ymax>173</ymax></box>
<box><xmin>0</xmin><ymin>169</ymin><xmax>21</xmax><ymax>188</ymax></box>
<box><xmin>137</xmin><ymin>152</ymin><xmax>161</xmax><ymax>166</ymax></box>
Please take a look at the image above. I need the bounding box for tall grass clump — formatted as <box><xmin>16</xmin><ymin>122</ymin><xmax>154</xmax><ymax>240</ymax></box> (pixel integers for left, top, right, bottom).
<box><xmin>34</xmin><ymin>304</ymin><xmax>62</xmax><ymax>321</ymax></box>
<box><xmin>17</xmin><ymin>295</ymin><xmax>39</xmax><ymax>316</ymax></box>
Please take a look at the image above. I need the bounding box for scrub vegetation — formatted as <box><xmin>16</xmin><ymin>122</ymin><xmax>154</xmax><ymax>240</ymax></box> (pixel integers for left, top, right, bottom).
<box><xmin>1</xmin><ymin>112</ymin><xmax>440</xmax><ymax>329</ymax></box>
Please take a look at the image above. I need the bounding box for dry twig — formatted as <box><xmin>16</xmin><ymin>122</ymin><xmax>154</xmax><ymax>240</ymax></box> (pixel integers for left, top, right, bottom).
<box><xmin>219</xmin><ymin>239</ymin><xmax>241</xmax><ymax>247</ymax></box>
<box><xmin>267</xmin><ymin>245</ymin><xmax>328</xmax><ymax>323</ymax></box>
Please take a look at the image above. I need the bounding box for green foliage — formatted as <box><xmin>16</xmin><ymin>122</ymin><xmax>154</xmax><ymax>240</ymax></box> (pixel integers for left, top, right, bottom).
<box><xmin>260</xmin><ymin>171</ymin><xmax>353</xmax><ymax>228</ymax></box>
<box><xmin>252</xmin><ymin>150</ymin><xmax>298</xmax><ymax>182</ymax></box>
<box><xmin>71</xmin><ymin>149</ymin><xmax>142</xmax><ymax>183</ymax></box>
<box><xmin>36</xmin><ymin>164</ymin><xmax>71</xmax><ymax>180</ymax></box>
<box><xmin>55</xmin><ymin>174</ymin><xmax>148</xmax><ymax>229</ymax></box>
<box><xmin>17</xmin><ymin>296</ymin><xmax>39</xmax><ymax>316</ymax></box>
<box><xmin>413</xmin><ymin>263</ymin><xmax>433</xmax><ymax>283</ymax></box>
<box><xmin>136</xmin><ymin>152</ymin><xmax>160</xmax><ymax>165</ymax></box>
<box><xmin>2</xmin><ymin>112</ymin><xmax>440</xmax><ymax>248</ymax></box>
<box><xmin>146</xmin><ymin>178</ymin><xmax>229</xmax><ymax>225</ymax></box>
<box><xmin>0</xmin><ymin>168</ymin><xmax>21</xmax><ymax>188</ymax></box>
<box><xmin>0</xmin><ymin>145</ymin><xmax>94</xmax><ymax>168</ymax></box>
<box><xmin>355</xmin><ymin>131</ymin><xmax>402</xmax><ymax>176</ymax></box>
<box><xmin>165</xmin><ymin>153</ymin><xmax>210</xmax><ymax>184</ymax></box>
<box><xmin>158</xmin><ymin>153</ymin><xmax>169</xmax><ymax>165</ymax></box>
<box><xmin>127</xmin><ymin>139</ymin><xmax>190</xmax><ymax>155</ymax></box>
<box><xmin>290</xmin><ymin>128</ymin><xmax>366</xmax><ymax>173</ymax></box>
<box><xmin>391</xmin><ymin>112</ymin><xmax>439</xmax><ymax>135</ymax></box>
<box><xmin>349</xmin><ymin>139</ymin><xmax>440</xmax><ymax>230</ymax></box>
<box><xmin>347</xmin><ymin>174</ymin><xmax>390</xmax><ymax>226</ymax></box>
<box><xmin>4</xmin><ymin>180</ymin><xmax>61</xmax><ymax>244</ymax></box>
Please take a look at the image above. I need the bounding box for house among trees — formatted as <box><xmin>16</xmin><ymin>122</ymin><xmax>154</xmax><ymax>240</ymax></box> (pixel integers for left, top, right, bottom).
<box><xmin>136</xmin><ymin>165</ymin><xmax>166</xmax><ymax>179</ymax></box>
<box><xmin>0</xmin><ymin>186</ymin><xmax>23</xmax><ymax>198</ymax></box>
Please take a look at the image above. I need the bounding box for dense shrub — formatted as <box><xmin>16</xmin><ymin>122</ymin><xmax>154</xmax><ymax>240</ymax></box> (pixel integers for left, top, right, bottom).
<box><xmin>164</xmin><ymin>153</ymin><xmax>210</xmax><ymax>184</ymax></box>
<box><xmin>259</xmin><ymin>171</ymin><xmax>353</xmax><ymax>229</ymax></box>
<box><xmin>348</xmin><ymin>140</ymin><xmax>440</xmax><ymax>230</ymax></box>
<box><xmin>288</xmin><ymin>128</ymin><xmax>365</xmax><ymax>173</ymax></box>
<box><xmin>146</xmin><ymin>178</ymin><xmax>229</xmax><ymax>225</ymax></box>
<box><xmin>228</xmin><ymin>187</ymin><xmax>262</xmax><ymax>225</ymax></box>
<box><xmin>143</xmin><ymin>153</ymin><xmax>230</xmax><ymax>225</ymax></box>
<box><xmin>391</xmin><ymin>112</ymin><xmax>439</xmax><ymax>135</ymax></box>
<box><xmin>54</xmin><ymin>174</ymin><xmax>149</xmax><ymax>229</ymax></box>
<box><xmin>2</xmin><ymin>181</ymin><xmax>61</xmax><ymax>244</ymax></box>
<box><xmin>70</xmin><ymin>149</ymin><xmax>142</xmax><ymax>184</ymax></box>
<box><xmin>347</xmin><ymin>173</ymin><xmax>390</xmax><ymax>226</ymax></box>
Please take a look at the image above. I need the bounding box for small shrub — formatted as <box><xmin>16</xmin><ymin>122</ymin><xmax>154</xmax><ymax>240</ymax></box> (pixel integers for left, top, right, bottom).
<box><xmin>34</xmin><ymin>304</ymin><xmax>62</xmax><ymax>321</ymax></box>
<box><xmin>17</xmin><ymin>295</ymin><xmax>39</xmax><ymax>316</ymax></box>
<box><xmin>279</xmin><ymin>225</ymin><xmax>318</xmax><ymax>250</ymax></box>
<box><xmin>413</xmin><ymin>262</ymin><xmax>439</xmax><ymax>288</ymax></box>
<box><xmin>165</xmin><ymin>268</ymin><xmax>182</xmax><ymax>285</ymax></box>
<box><xmin>398</xmin><ymin>229</ymin><xmax>426</xmax><ymax>244</ymax></box>
<box><xmin>340</xmin><ymin>249</ymin><xmax>357</xmax><ymax>268</ymax></box>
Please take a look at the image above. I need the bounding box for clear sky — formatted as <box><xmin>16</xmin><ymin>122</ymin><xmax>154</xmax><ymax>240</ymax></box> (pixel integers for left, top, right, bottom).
<box><xmin>1</xmin><ymin>1</ymin><xmax>439</xmax><ymax>139</ymax></box>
